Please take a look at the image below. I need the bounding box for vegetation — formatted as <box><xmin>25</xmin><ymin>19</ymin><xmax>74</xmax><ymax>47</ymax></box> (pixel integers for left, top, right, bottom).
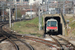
<box><xmin>69</xmin><ymin>21</ymin><xmax>75</xmax><ymax>29</ymax></box>
<box><xmin>12</xmin><ymin>17</ymin><xmax>43</xmax><ymax>37</ymax></box>
<box><xmin>67</xmin><ymin>17</ymin><xmax>75</xmax><ymax>37</ymax></box>
<box><xmin>69</xmin><ymin>17</ymin><xmax>73</xmax><ymax>22</ymax></box>
<box><xmin>64</xmin><ymin>15</ymin><xmax>75</xmax><ymax>36</ymax></box>
<box><xmin>14</xmin><ymin>10</ymin><xmax>22</xmax><ymax>18</ymax></box>
<box><xmin>69</xmin><ymin>17</ymin><xmax>74</xmax><ymax>29</ymax></box>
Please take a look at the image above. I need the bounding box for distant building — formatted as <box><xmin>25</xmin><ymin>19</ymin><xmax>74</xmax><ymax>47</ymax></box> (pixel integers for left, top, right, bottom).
<box><xmin>29</xmin><ymin>0</ymin><xmax>42</xmax><ymax>5</ymax></box>
<box><xmin>5</xmin><ymin>0</ymin><xmax>42</xmax><ymax>5</ymax></box>
<box><xmin>74</xmin><ymin>5</ymin><xmax>75</xmax><ymax>14</ymax></box>
<box><xmin>0</xmin><ymin>0</ymin><xmax>6</xmax><ymax>1</ymax></box>
<box><xmin>25</xmin><ymin>9</ymin><xmax>36</xmax><ymax>17</ymax></box>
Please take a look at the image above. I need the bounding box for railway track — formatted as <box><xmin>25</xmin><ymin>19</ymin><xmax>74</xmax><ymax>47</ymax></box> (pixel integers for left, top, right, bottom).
<box><xmin>50</xmin><ymin>35</ymin><xmax>75</xmax><ymax>50</ymax></box>
<box><xmin>1</xmin><ymin>20</ymin><xmax>75</xmax><ymax>50</ymax></box>
<box><xmin>3</xmin><ymin>29</ymin><xmax>59</xmax><ymax>50</ymax></box>
<box><xmin>3</xmin><ymin>24</ymin><xmax>61</xmax><ymax>50</ymax></box>
<box><xmin>9</xmin><ymin>33</ymin><xmax>34</xmax><ymax>50</ymax></box>
<box><xmin>3</xmin><ymin>27</ymin><xmax>34</xmax><ymax>50</ymax></box>
<box><xmin>0</xmin><ymin>21</ymin><xmax>34</xmax><ymax>50</ymax></box>
<box><xmin>17</xmin><ymin>35</ymin><xmax>58</xmax><ymax>46</ymax></box>
<box><xmin>0</xmin><ymin>22</ymin><xmax>19</xmax><ymax>50</ymax></box>
<box><xmin>3</xmin><ymin>21</ymin><xmax>74</xmax><ymax>50</ymax></box>
<box><xmin>3</xmin><ymin>35</ymin><xmax>19</xmax><ymax>50</ymax></box>
<box><xmin>57</xmin><ymin>36</ymin><xmax>75</xmax><ymax>50</ymax></box>
<box><xmin>0</xmin><ymin>37</ymin><xmax>7</xmax><ymax>42</ymax></box>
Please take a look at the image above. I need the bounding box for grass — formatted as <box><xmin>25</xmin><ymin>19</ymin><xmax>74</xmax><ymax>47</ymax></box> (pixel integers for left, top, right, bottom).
<box><xmin>69</xmin><ymin>17</ymin><xmax>73</xmax><ymax>22</ymax></box>
<box><xmin>72</xmin><ymin>29</ymin><xmax>75</xmax><ymax>34</ymax></box>
<box><xmin>69</xmin><ymin>21</ymin><xmax>75</xmax><ymax>29</ymax></box>
<box><xmin>13</xmin><ymin>17</ymin><xmax>39</xmax><ymax>30</ymax></box>
<box><xmin>69</xmin><ymin>17</ymin><xmax>75</xmax><ymax>29</ymax></box>
<box><xmin>63</xmin><ymin>16</ymin><xmax>75</xmax><ymax>36</ymax></box>
<box><xmin>67</xmin><ymin>17</ymin><xmax>75</xmax><ymax>37</ymax></box>
<box><xmin>69</xmin><ymin>21</ymin><xmax>75</xmax><ymax>36</ymax></box>
<box><xmin>12</xmin><ymin>17</ymin><xmax>43</xmax><ymax>37</ymax></box>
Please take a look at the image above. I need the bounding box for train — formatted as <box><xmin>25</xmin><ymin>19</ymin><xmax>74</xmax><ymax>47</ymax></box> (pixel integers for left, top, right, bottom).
<box><xmin>46</xmin><ymin>18</ymin><xmax>58</xmax><ymax>33</ymax></box>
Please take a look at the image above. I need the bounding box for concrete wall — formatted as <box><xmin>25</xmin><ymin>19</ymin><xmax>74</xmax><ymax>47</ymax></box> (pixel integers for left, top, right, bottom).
<box><xmin>65</xmin><ymin>14</ymin><xmax>74</xmax><ymax>17</ymax></box>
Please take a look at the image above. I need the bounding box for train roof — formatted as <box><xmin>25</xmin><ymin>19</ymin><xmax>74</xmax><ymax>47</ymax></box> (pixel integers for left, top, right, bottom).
<box><xmin>47</xmin><ymin>18</ymin><xmax>57</xmax><ymax>21</ymax></box>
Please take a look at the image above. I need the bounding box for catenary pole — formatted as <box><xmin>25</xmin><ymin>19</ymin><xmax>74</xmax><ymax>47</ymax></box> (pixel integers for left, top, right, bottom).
<box><xmin>39</xmin><ymin>6</ymin><xmax>41</xmax><ymax>30</ymax></box>
<box><xmin>9</xmin><ymin>5</ymin><xmax>11</xmax><ymax>28</ymax></box>
<box><xmin>15</xmin><ymin>4</ymin><xmax>17</xmax><ymax>20</ymax></box>
<box><xmin>63</xmin><ymin>0</ymin><xmax>65</xmax><ymax>15</ymax></box>
<box><xmin>39</xmin><ymin>5</ymin><xmax>42</xmax><ymax>30</ymax></box>
<box><xmin>14</xmin><ymin>0</ymin><xmax>17</xmax><ymax>20</ymax></box>
<box><xmin>1</xmin><ymin>2</ymin><xmax>5</xmax><ymax>22</ymax></box>
<box><xmin>30</xmin><ymin>4</ymin><xmax>32</xmax><ymax>19</ymax></box>
<box><xmin>2</xmin><ymin>6</ymin><xmax>4</xmax><ymax>22</ymax></box>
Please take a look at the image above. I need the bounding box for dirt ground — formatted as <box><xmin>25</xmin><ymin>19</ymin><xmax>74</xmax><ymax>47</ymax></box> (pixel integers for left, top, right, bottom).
<box><xmin>0</xmin><ymin>41</ymin><xmax>15</xmax><ymax>50</ymax></box>
<box><xmin>25</xmin><ymin>39</ymin><xmax>52</xmax><ymax>50</ymax></box>
<box><xmin>0</xmin><ymin>39</ymin><xmax>52</xmax><ymax>50</ymax></box>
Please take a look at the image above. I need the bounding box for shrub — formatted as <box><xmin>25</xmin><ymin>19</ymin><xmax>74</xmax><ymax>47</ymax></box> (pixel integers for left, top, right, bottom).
<box><xmin>15</xmin><ymin>10</ymin><xmax>22</xmax><ymax>18</ymax></box>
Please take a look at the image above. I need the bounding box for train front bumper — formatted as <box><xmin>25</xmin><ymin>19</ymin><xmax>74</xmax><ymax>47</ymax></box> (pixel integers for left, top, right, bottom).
<box><xmin>46</xmin><ymin>29</ymin><xmax>58</xmax><ymax>32</ymax></box>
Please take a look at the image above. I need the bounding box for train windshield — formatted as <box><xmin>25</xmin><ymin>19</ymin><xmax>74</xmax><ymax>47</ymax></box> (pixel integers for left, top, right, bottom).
<box><xmin>51</xmin><ymin>21</ymin><xmax>57</xmax><ymax>27</ymax></box>
<box><xmin>47</xmin><ymin>21</ymin><xmax>57</xmax><ymax>27</ymax></box>
<box><xmin>47</xmin><ymin>21</ymin><xmax>50</xmax><ymax>26</ymax></box>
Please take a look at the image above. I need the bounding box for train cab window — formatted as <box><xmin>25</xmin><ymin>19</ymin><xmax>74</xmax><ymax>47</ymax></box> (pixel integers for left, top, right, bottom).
<box><xmin>47</xmin><ymin>21</ymin><xmax>57</xmax><ymax>27</ymax></box>
<box><xmin>47</xmin><ymin>21</ymin><xmax>51</xmax><ymax>27</ymax></box>
<box><xmin>51</xmin><ymin>21</ymin><xmax>57</xmax><ymax>27</ymax></box>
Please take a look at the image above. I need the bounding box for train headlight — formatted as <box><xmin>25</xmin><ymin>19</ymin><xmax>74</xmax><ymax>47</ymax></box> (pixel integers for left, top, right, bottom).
<box><xmin>55</xmin><ymin>29</ymin><xmax>58</xmax><ymax>31</ymax></box>
<box><xmin>46</xmin><ymin>29</ymin><xmax>49</xmax><ymax>31</ymax></box>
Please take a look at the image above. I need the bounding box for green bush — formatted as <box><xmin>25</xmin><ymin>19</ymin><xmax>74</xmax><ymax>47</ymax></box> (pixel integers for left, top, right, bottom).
<box><xmin>15</xmin><ymin>10</ymin><xmax>22</xmax><ymax>18</ymax></box>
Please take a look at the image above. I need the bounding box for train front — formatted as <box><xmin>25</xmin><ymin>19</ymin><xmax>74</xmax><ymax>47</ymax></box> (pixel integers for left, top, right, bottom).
<box><xmin>46</xmin><ymin>19</ymin><xmax>58</xmax><ymax>33</ymax></box>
